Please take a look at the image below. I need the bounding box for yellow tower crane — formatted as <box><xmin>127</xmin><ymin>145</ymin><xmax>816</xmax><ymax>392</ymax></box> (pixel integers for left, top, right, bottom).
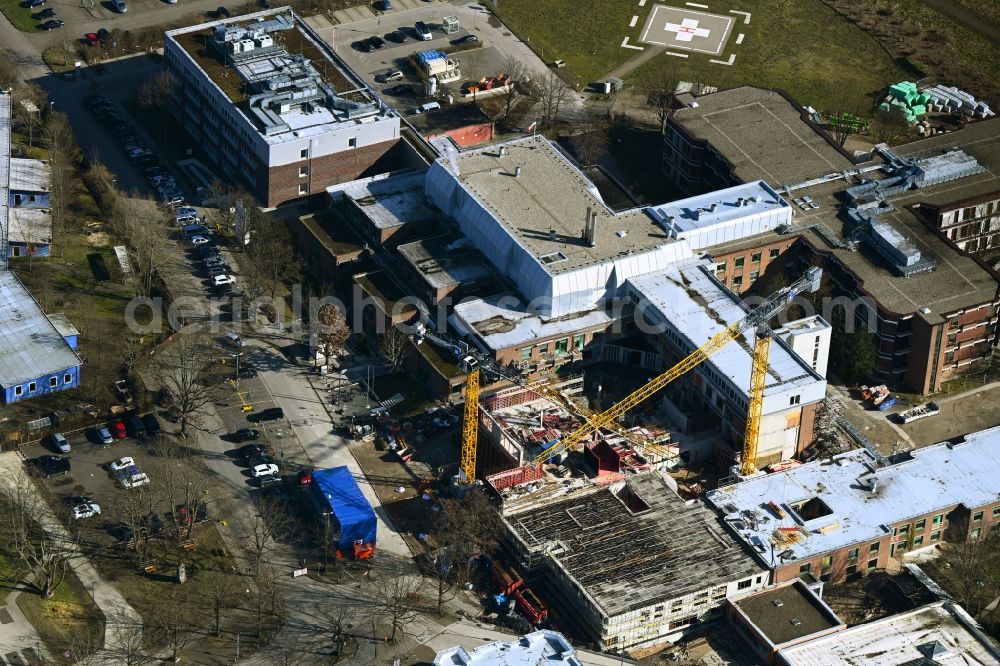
<box><xmin>530</xmin><ymin>267</ymin><xmax>824</xmax><ymax>472</ymax></box>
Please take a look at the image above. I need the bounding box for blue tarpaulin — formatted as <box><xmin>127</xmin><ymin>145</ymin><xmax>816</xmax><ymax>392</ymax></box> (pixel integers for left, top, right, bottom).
<box><xmin>312</xmin><ymin>466</ymin><xmax>377</xmax><ymax>552</ymax></box>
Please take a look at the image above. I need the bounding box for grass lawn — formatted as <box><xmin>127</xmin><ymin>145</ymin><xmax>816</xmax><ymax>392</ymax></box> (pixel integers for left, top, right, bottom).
<box><xmin>495</xmin><ymin>0</ymin><xmax>903</xmax><ymax>112</ymax></box>
<box><xmin>17</xmin><ymin>570</ymin><xmax>104</xmax><ymax>661</ymax></box>
<box><xmin>0</xmin><ymin>554</ymin><xmax>15</xmax><ymax>605</ymax></box>
<box><xmin>0</xmin><ymin>0</ymin><xmax>40</xmax><ymax>32</ymax></box>
<box><xmin>42</xmin><ymin>45</ymin><xmax>80</xmax><ymax>75</ymax></box>
<box><xmin>494</xmin><ymin>0</ymin><xmax>637</xmax><ymax>85</ymax></box>
<box><xmin>630</xmin><ymin>0</ymin><xmax>902</xmax><ymax>112</ymax></box>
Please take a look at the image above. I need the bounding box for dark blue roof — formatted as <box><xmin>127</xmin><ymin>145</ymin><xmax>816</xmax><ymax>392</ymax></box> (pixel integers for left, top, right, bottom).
<box><xmin>313</xmin><ymin>466</ymin><xmax>377</xmax><ymax>551</ymax></box>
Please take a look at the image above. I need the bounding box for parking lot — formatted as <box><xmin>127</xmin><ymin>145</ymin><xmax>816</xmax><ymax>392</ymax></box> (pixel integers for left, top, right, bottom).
<box><xmin>328</xmin><ymin>4</ymin><xmax>527</xmax><ymax>111</ymax></box>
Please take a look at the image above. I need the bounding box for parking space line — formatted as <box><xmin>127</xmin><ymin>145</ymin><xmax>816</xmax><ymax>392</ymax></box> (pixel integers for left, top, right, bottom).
<box><xmin>629</xmin><ymin>15</ymin><xmax>638</xmax><ymax>27</ymax></box>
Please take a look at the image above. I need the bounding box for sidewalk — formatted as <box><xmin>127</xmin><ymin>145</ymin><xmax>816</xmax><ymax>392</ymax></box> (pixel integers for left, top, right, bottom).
<box><xmin>0</xmin><ymin>455</ymin><xmax>143</xmax><ymax>665</ymax></box>
<box><xmin>0</xmin><ymin>589</ymin><xmax>46</xmax><ymax>665</ymax></box>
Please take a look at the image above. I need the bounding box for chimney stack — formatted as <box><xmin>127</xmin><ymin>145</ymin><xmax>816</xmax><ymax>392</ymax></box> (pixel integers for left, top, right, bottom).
<box><xmin>583</xmin><ymin>209</ymin><xmax>598</xmax><ymax>247</ymax></box>
<box><xmin>499</xmin><ymin>146</ymin><xmax>507</xmax><ymax>158</ymax></box>
<box><xmin>514</xmin><ymin>165</ymin><xmax>522</xmax><ymax>178</ymax></box>
<box><xmin>548</xmin><ymin>228</ymin><xmax>556</xmax><ymax>241</ymax></box>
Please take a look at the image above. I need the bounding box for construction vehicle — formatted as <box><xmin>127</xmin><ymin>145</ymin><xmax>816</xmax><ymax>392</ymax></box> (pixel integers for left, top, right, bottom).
<box><xmin>527</xmin><ymin>267</ymin><xmax>824</xmax><ymax>477</ymax></box>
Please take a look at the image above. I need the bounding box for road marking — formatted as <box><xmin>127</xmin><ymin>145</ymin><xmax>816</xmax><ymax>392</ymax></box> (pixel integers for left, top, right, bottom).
<box><xmin>621</xmin><ymin>36</ymin><xmax>645</xmax><ymax>50</ymax></box>
<box><xmin>629</xmin><ymin>15</ymin><xmax>639</xmax><ymax>27</ymax></box>
<box><xmin>685</xmin><ymin>2</ymin><xmax>709</xmax><ymax>7</ymax></box>
<box><xmin>730</xmin><ymin>9</ymin><xmax>751</xmax><ymax>24</ymax></box>
<box><xmin>735</xmin><ymin>32</ymin><xmax>744</xmax><ymax>44</ymax></box>
<box><xmin>665</xmin><ymin>51</ymin><xmax>689</xmax><ymax>58</ymax></box>
<box><xmin>710</xmin><ymin>53</ymin><xmax>736</xmax><ymax>65</ymax></box>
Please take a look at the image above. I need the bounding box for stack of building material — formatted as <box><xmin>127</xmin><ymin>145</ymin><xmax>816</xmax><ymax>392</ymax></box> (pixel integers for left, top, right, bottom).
<box><xmin>878</xmin><ymin>81</ymin><xmax>929</xmax><ymax>122</ymax></box>
<box><xmin>922</xmin><ymin>85</ymin><xmax>994</xmax><ymax>119</ymax></box>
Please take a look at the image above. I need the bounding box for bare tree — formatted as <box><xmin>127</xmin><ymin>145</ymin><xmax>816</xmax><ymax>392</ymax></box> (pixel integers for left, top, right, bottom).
<box><xmin>12</xmin><ymin>84</ymin><xmax>47</xmax><ymax>147</ymax></box>
<box><xmin>379</xmin><ymin>326</ymin><xmax>410</xmax><ymax>372</ymax></box>
<box><xmin>537</xmin><ymin>72</ymin><xmax>571</xmax><ymax>127</ymax></box>
<box><xmin>641</xmin><ymin>63</ymin><xmax>680</xmax><ymax>130</ymax></box>
<box><xmin>108</xmin><ymin>482</ymin><xmax>159</xmax><ymax>560</ymax></box>
<box><xmin>500</xmin><ymin>55</ymin><xmax>528</xmax><ymax>124</ymax></box>
<box><xmin>0</xmin><ymin>475</ymin><xmax>78</xmax><ymax>598</ymax></box>
<box><xmin>154</xmin><ymin>332</ymin><xmax>217</xmax><ymax>438</ymax></box>
<box><xmin>575</xmin><ymin>114</ymin><xmax>609</xmax><ymax>168</ymax></box>
<box><xmin>869</xmin><ymin>111</ymin><xmax>911</xmax><ymax>145</ymax></box>
<box><xmin>434</xmin><ymin>489</ymin><xmax>503</xmax><ymax>584</ymax></box>
<box><xmin>313</xmin><ymin>303</ymin><xmax>350</xmax><ymax>370</ymax></box>
<box><xmin>202</xmin><ymin>569</ymin><xmax>239</xmax><ymax>637</ymax></box>
<box><xmin>935</xmin><ymin>532</ymin><xmax>1000</xmax><ymax>615</ymax></box>
<box><xmin>148</xmin><ymin>602</ymin><xmax>201</xmax><ymax>663</ymax></box>
<box><xmin>43</xmin><ymin>111</ymin><xmax>78</xmax><ymax>249</ymax></box>
<box><xmin>374</xmin><ymin>574</ymin><xmax>424</xmax><ymax>643</ymax></box>
<box><xmin>245</xmin><ymin>222</ymin><xmax>302</xmax><ymax>300</ymax></box>
<box><xmin>0</xmin><ymin>54</ymin><xmax>19</xmax><ymax>89</ymax></box>
<box><xmin>147</xmin><ymin>455</ymin><xmax>214</xmax><ymax>541</ymax></box>
<box><xmin>237</xmin><ymin>495</ymin><xmax>286</xmax><ymax>577</ymax></box>
<box><xmin>136</xmin><ymin>71</ymin><xmax>177</xmax><ymax>110</ymax></box>
<box><xmin>105</xmin><ymin>609</ymin><xmax>154</xmax><ymax>666</ymax></box>
<box><xmin>110</xmin><ymin>195</ymin><xmax>169</xmax><ymax>298</ymax></box>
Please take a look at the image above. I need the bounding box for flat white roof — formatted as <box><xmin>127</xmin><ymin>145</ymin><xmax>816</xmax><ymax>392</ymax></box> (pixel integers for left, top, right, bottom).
<box><xmin>9</xmin><ymin>158</ymin><xmax>49</xmax><ymax>193</ymax></box>
<box><xmin>451</xmin><ymin>296</ymin><xmax>612</xmax><ymax>351</ymax></box>
<box><xmin>705</xmin><ymin>425</ymin><xmax>1000</xmax><ymax>567</ymax></box>
<box><xmin>774</xmin><ymin>315</ymin><xmax>831</xmax><ymax>337</ymax></box>
<box><xmin>779</xmin><ymin>601</ymin><xmax>1000</xmax><ymax>665</ymax></box>
<box><xmin>0</xmin><ymin>271</ymin><xmax>82</xmax><ymax>387</ymax></box>
<box><xmin>647</xmin><ymin>180</ymin><xmax>791</xmax><ymax>249</ymax></box>
<box><xmin>329</xmin><ymin>170</ymin><xmax>436</xmax><ymax>229</ymax></box>
<box><xmin>626</xmin><ymin>260</ymin><xmax>824</xmax><ymax>406</ymax></box>
<box><xmin>434</xmin><ymin>630</ymin><xmax>583</xmax><ymax>666</ymax></box>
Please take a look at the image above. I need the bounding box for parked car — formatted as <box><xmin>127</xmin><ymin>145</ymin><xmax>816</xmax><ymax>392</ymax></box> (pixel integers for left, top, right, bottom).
<box><xmin>111</xmin><ymin>0</ymin><xmax>127</xmax><ymax>12</ymax></box>
<box><xmin>50</xmin><ymin>432</ymin><xmax>71</xmax><ymax>453</ymax></box>
<box><xmin>173</xmin><ymin>504</ymin><xmax>207</xmax><ymax>525</ymax></box>
<box><xmin>189</xmin><ymin>235</ymin><xmax>211</xmax><ymax>247</ymax></box>
<box><xmin>248</xmin><ymin>407</ymin><xmax>284</xmax><ymax>423</ymax></box>
<box><xmin>108</xmin><ymin>456</ymin><xmax>136</xmax><ymax>472</ymax></box>
<box><xmin>21</xmin><ymin>0</ymin><xmax>46</xmax><ymax>8</ymax></box>
<box><xmin>41</xmin><ymin>456</ymin><xmax>71</xmax><ymax>478</ymax></box>
<box><xmin>451</xmin><ymin>34</ymin><xmax>478</xmax><ymax>45</ymax></box>
<box><xmin>142</xmin><ymin>414</ymin><xmax>161</xmax><ymax>436</ymax></box>
<box><xmin>248</xmin><ymin>454</ymin><xmax>275</xmax><ymax>468</ymax></box>
<box><xmin>213</xmin><ymin>274</ymin><xmax>236</xmax><ymax>287</ymax></box>
<box><xmin>155</xmin><ymin>387</ymin><xmax>173</xmax><ymax>407</ymax></box>
<box><xmin>251</xmin><ymin>463</ymin><xmax>279</xmax><ymax>478</ymax></box>
<box><xmin>124</xmin><ymin>413</ymin><xmax>146</xmax><ymax>438</ymax></box>
<box><xmin>383</xmin><ymin>84</ymin><xmax>414</xmax><ymax>97</ymax></box>
<box><xmin>41</xmin><ymin>19</ymin><xmax>64</xmax><ymax>30</ymax></box>
<box><xmin>354</xmin><ymin>39</ymin><xmax>373</xmax><ymax>52</ymax></box>
<box><xmin>33</xmin><ymin>7</ymin><xmax>55</xmax><ymax>18</ymax></box>
<box><xmin>224</xmin><ymin>331</ymin><xmax>243</xmax><ymax>348</ymax></box>
<box><xmin>216</xmin><ymin>5</ymin><xmax>230</xmax><ymax>17</ymax></box>
<box><xmin>111</xmin><ymin>420</ymin><xmax>127</xmax><ymax>439</ymax></box>
<box><xmin>388</xmin><ymin>29</ymin><xmax>407</xmax><ymax>43</ymax></box>
<box><xmin>415</xmin><ymin>20</ymin><xmax>432</xmax><ymax>40</ymax></box>
<box><xmin>256</xmin><ymin>474</ymin><xmax>281</xmax><ymax>488</ymax></box>
<box><xmin>296</xmin><ymin>469</ymin><xmax>314</xmax><ymax>486</ymax></box>
<box><xmin>119</xmin><ymin>473</ymin><xmax>150</xmax><ymax>488</ymax></box>
<box><xmin>182</xmin><ymin>223</ymin><xmax>209</xmax><ymax>237</ymax></box>
<box><xmin>376</xmin><ymin>0</ymin><xmax>390</xmax><ymax>9</ymax></box>
<box><xmin>377</xmin><ymin>69</ymin><xmax>404</xmax><ymax>83</ymax></box>
<box><xmin>72</xmin><ymin>501</ymin><xmax>101</xmax><ymax>520</ymax></box>
<box><xmin>94</xmin><ymin>425</ymin><xmax>114</xmax><ymax>445</ymax></box>
<box><xmin>142</xmin><ymin>513</ymin><xmax>164</xmax><ymax>534</ymax></box>
<box><xmin>369</xmin><ymin>35</ymin><xmax>385</xmax><ymax>49</ymax></box>
<box><xmin>235</xmin><ymin>431</ymin><xmax>263</xmax><ymax>444</ymax></box>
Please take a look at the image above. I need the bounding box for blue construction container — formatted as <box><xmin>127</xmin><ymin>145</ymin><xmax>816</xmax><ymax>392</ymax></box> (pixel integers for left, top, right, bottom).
<box><xmin>312</xmin><ymin>466</ymin><xmax>377</xmax><ymax>552</ymax></box>
<box><xmin>415</xmin><ymin>49</ymin><xmax>446</xmax><ymax>65</ymax></box>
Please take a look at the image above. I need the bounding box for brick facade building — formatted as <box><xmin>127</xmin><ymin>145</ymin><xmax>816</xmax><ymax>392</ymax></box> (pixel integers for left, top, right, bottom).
<box><xmin>163</xmin><ymin>9</ymin><xmax>401</xmax><ymax>208</ymax></box>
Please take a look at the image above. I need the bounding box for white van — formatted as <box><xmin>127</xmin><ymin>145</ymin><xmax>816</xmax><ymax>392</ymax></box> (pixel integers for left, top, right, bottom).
<box><xmin>224</xmin><ymin>331</ymin><xmax>243</xmax><ymax>348</ymax></box>
<box><xmin>414</xmin><ymin>101</ymin><xmax>441</xmax><ymax>114</ymax></box>
<box><xmin>415</xmin><ymin>21</ymin><xmax>432</xmax><ymax>40</ymax></box>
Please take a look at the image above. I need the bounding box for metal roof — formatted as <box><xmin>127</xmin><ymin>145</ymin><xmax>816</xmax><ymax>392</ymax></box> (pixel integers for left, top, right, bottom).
<box><xmin>705</xmin><ymin>425</ymin><xmax>1000</xmax><ymax>567</ymax></box>
<box><xmin>8</xmin><ymin>158</ymin><xmax>49</xmax><ymax>193</ymax></box>
<box><xmin>625</xmin><ymin>259</ymin><xmax>826</xmax><ymax>409</ymax></box>
<box><xmin>450</xmin><ymin>296</ymin><xmax>612</xmax><ymax>351</ymax></box>
<box><xmin>0</xmin><ymin>271</ymin><xmax>82</xmax><ymax>387</ymax></box>
<box><xmin>7</xmin><ymin>208</ymin><xmax>51</xmax><ymax>246</ymax></box>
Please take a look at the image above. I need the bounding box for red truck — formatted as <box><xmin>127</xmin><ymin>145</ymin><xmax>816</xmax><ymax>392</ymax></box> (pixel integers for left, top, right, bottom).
<box><xmin>514</xmin><ymin>587</ymin><xmax>548</xmax><ymax>625</ymax></box>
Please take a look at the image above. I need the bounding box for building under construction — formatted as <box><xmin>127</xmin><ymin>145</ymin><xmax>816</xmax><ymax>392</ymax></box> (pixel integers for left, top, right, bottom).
<box><xmin>500</xmin><ymin>471</ymin><xmax>765</xmax><ymax>652</ymax></box>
